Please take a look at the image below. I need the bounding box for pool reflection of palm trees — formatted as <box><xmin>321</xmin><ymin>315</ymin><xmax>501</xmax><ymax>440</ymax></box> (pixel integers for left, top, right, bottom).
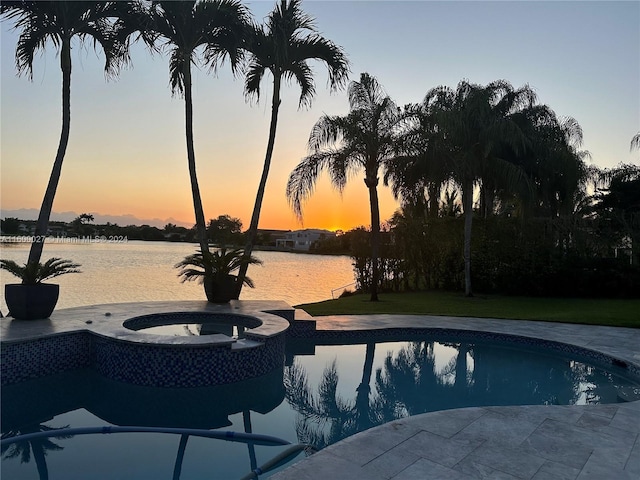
<box><xmin>1</xmin><ymin>423</ymin><xmax>73</xmax><ymax>480</ymax></box>
<box><xmin>2</xmin><ymin>367</ymin><xmax>287</xmax><ymax>479</ymax></box>
<box><xmin>284</xmin><ymin>357</ymin><xmax>380</xmax><ymax>449</ymax></box>
<box><xmin>284</xmin><ymin>340</ymin><xmax>615</xmax><ymax>449</ymax></box>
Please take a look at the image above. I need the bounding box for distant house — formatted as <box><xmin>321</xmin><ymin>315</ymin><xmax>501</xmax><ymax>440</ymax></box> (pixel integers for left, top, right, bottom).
<box><xmin>18</xmin><ymin>221</ymin><xmax>35</xmax><ymax>235</ymax></box>
<box><xmin>255</xmin><ymin>229</ymin><xmax>290</xmax><ymax>247</ymax></box>
<box><xmin>48</xmin><ymin>224</ymin><xmax>67</xmax><ymax>237</ymax></box>
<box><xmin>275</xmin><ymin>229</ymin><xmax>336</xmax><ymax>252</ymax></box>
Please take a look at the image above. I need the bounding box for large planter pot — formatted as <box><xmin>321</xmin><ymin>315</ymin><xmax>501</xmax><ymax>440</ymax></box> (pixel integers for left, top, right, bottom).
<box><xmin>204</xmin><ymin>275</ymin><xmax>238</xmax><ymax>303</ymax></box>
<box><xmin>4</xmin><ymin>283</ymin><xmax>59</xmax><ymax>320</ymax></box>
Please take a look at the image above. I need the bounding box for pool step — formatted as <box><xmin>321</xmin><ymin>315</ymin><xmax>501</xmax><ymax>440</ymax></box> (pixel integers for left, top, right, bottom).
<box><xmin>285</xmin><ymin>309</ymin><xmax>317</xmax><ymax>338</ymax></box>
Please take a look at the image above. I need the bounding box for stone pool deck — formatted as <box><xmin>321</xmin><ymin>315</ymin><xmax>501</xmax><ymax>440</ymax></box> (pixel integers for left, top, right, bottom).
<box><xmin>1</xmin><ymin>304</ymin><xmax>639</xmax><ymax>479</ymax></box>
<box><xmin>273</xmin><ymin>314</ymin><xmax>640</xmax><ymax>480</ymax></box>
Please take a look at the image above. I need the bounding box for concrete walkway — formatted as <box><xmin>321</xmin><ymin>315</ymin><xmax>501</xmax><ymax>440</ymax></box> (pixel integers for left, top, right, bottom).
<box><xmin>273</xmin><ymin>315</ymin><xmax>640</xmax><ymax>480</ymax></box>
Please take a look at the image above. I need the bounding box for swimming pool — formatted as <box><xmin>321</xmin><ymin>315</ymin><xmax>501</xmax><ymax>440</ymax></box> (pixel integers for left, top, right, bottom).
<box><xmin>2</xmin><ymin>334</ymin><xmax>638</xmax><ymax>479</ymax></box>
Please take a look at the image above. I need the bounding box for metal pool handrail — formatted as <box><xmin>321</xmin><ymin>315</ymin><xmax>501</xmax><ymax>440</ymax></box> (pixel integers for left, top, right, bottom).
<box><xmin>0</xmin><ymin>425</ymin><xmax>291</xmax><ymax>447</ymax></box>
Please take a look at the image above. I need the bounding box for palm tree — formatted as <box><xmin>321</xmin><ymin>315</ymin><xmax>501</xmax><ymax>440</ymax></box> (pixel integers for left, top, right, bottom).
<box><xmin>631</xmin><ymin>132</ymin><xmax>640</xmax><ymax>152</ymax></box>
<box><xmin>0</xmin><ymin>1</ymin><xmax>124</xmax><ymax>271</ymax></box>
<box><xmin>509</xmin><ymin>106</ymin><xmax>590</xmax><ymax>219</ymax></box>
<box><xmin>123</xmin><ymin>0</ymin><xmax>249</xmax><ymax>262</ymax></box>
<box><xmin>286</xmin><ymin>73</ymin><xmax>399</xmax><ymax>301</ymax></box>
<box><xmin>234</xmin><ymin>0</ymin><xmax>349</xmax><ymax>297</ymax></box>
<box><xmin>424</xmin><ymin>80</ymin><xmax>534</xmax><ymax>296</ymax></box>
<box><xmin>386</xmin><ymin>102</ymin><xmax>452</xmax><ymax>219</ymax></box>
<box><xmin>592</xmin><ymin>163</ymin><xmax>640</xmax><ymax>265</ymax></box>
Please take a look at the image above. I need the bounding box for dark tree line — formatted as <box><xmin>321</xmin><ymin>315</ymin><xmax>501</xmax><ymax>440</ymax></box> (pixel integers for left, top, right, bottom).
<box><xmin>302</xmin><ymin>77</ymin><xmax>639</xmax><ymax>299</ymax></box>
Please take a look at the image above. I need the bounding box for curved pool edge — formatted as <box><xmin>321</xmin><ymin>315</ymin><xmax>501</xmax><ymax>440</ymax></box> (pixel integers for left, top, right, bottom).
<box><xmin>310</xmin><ymin>313</ymin><xmax>640</xmax><ymax>374</ymax></box>
<box><xmin>273</xmin><ymin>314</ymin><xmax>640</xmax><ymax>480</ymax></box>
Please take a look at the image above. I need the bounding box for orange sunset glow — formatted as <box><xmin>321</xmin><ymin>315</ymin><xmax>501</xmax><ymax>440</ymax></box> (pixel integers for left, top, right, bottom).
<box><xmin>1</xmin><ymin>1</ymin><xmax>637</xmax><ymax>233</ymax></box>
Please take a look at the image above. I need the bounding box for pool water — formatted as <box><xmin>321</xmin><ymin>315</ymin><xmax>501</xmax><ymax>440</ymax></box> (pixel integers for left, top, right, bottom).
<box><xmin>2</xmin><ymin>337</ymin><xmax>638</xmax><ymax>479</ymax></box>
<box><xmin>133</xmin><ymin>322</ymin><xmax>249</xmax><ymax>337</ymax></box>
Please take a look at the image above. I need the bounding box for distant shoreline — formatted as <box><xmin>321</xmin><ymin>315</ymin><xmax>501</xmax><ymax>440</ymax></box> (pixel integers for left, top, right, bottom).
<box><xmin>0</xmin><ymin>235</ymin><xmax>349</xmax><ymax>257</ymax></box>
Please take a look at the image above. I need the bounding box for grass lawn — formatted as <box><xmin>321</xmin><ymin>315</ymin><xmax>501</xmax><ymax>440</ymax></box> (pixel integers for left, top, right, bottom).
<box><xmin>296</xmin><ymin>291</ymin><xmax>640</xmax><ymax>328</ymax></box>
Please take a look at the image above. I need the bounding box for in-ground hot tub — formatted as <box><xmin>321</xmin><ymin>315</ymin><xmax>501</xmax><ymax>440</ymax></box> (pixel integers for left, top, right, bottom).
<box><xmin>95</xmin><ymin>309</ymin><xmax>291</xmax><ymax>387</ymax></box>
<box><xmin>1</xmin><ymin>301</ymin><xmax>294</xmax><ymax>389</ymax></box>
<box><xmin>123</xmin><ymin>311</ymin><xmax>263</xmax><ymax>338</ymax></box>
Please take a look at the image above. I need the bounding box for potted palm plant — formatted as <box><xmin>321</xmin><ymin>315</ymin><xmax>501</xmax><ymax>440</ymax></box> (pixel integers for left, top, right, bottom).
<box><xmin>1</xmin><ymin>258</ymin><xmax>81</xmax><ymax>320</ymax></box>
<box><xmin>175</xmin><ymin>248</ymin><xmax>262</xmax><ymax>303</ymax></box>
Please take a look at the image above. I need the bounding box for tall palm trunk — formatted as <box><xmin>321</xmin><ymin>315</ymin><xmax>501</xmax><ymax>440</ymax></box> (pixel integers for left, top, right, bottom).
<box><xmin>235</xmin><ymin>73</ymin><xmax>282</xmax><ymax>298</ymax></box>
<box><xmin>172</xmin><ymin>434</ymin><xmax>189</xmax><ymax>480</ymax></box>
<box><xmin>454</xmin><ymin>345</ymin><xmax>468</xmax><ymax>391</ymax></box>
<box><xmin>242</xmin><ymin>410</ymin><xmax>258</xmax><ymax>472</ymax></box>
<box><xmin>365</xmin><ymin>174</ymin><xmax>381</xmax><ymax>301</ymax></box>
<box><xmin>354</xmin><ymin>342</ymin><xmax>375</xmax><ymax>431</ymax></box>
<box><xmin>28</xmin><ymin>438</ymin><xmax>49</xmax><ymax>480</ymax></box>
<box><xmin>428</xmin><ymin>183</ymin><xmax>440</xmax><ymax>219</ymax></box>
<box><xmin>462</xmin><ymin>176</ymin><xmax>474</xmax><ymax>297</ymax></box>
<box><xmin>183</xmin><ymin>61</ymin><xmax>209</xmax><ymax>257</ymax></box>
<box><xmin>27</xmin><ymin>36</ymin><xmax>72</xmax><ymax>269</ymax></box>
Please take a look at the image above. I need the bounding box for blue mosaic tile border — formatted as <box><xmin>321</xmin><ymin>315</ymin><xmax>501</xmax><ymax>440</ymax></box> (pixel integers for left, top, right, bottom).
<box><xmin>286</xmin><ymin>320</ymin><xmax>317</xmax><ymax>338</ymax></box>
<box><xmin>93</xmin><ymin>335</ymin><xmax>285</xmax><ymax>387</ymax></box>
<box><xmin>1</xmin><ymin>332</ymin><xmax>93</xmax><ymax>385</ymax></box>
<box><xmin>3</xmin><ymin>323</ymin><xmax>638</xmax><ymax>387</ymax></box>
<box><xmin>2</xmin><ymin>310</ymin><xmax>287</xmax><ymax>387</ymax></box>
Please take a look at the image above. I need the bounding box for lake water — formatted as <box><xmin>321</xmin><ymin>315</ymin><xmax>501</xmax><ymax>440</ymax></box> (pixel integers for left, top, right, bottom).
<box><xmin>0</xmin><ymin>241</ymin><xmax>355</xmax><ymax>310</ymax></box>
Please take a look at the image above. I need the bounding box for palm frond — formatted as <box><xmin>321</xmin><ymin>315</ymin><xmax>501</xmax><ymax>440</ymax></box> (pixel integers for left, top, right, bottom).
<box><xmin>0</xmin><ymin>258</ymin><xmax>81</xmax><ymax>284</ymax></box>
<box><xmin>243</xmin><ymin>59</ymin><xmax>267</xmax><ymax>102</ymax></box>
<box><xmin>168</xmin><ymin>46</ymin><xmax>188</xmax><ymax>96</ymax></box>
<box><xmin>243</xmin><ymin>0</ymin><xmax>348</xmax><ymax>109</ymax></box>
<box><xmin>284</xmin><ymin>60</ymin><xmax>315</xmax><ymax>108</ymax></box>
<box><xmin>175</xmin><ymin>248</ymin><xmax>262</xmax><ymax>286</ymax></box>
<box><xmin>286</xmin><ymin>154</ymin><xmax>324</xmax><ymax>221</ymax></box>
<box><xmin>2</xmin><ymin>1</ymin><xmax>127</xmax><ymax>80</ymax></box>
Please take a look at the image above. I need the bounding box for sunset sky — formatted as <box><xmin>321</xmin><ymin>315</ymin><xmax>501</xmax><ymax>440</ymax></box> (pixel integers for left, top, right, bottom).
<box><xmin>1</xmin><ymin>1</ymin><xmax>639</xmax><ymax>231</ymax></box>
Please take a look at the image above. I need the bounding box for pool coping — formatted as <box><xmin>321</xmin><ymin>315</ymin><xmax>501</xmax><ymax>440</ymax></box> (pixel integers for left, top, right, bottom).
<box><xmin>273</xmin><ymin>314</ymin><xmax>640</xmax><ymax>480</ymax></box>
<box><xmin>0</xmin><ymin>300</ymin><xmax>293</xmax><ymax>345</ymax></box>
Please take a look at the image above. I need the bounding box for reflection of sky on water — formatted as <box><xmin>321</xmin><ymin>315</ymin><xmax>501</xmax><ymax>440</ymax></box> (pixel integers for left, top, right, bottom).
<box><xmin>0</xmin><ymin>242</ymin><xmax>354</xmax><ymax>308</ymax></box>
<box><xmin>2</xmin><ymin>338</ymin><xmax>638</xmax><ymax>479</ymax></box>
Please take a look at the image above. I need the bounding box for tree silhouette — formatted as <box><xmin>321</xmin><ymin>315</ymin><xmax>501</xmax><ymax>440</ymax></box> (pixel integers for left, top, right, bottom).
<box><xmin>120</xmin><ymin>0</ymin><xmax>249</xmax><ymax>271</ymax></box>
<box><xmin>416</xmin><ymin>80</ymin><xmax>535</xmax><ymax>296</ymax></box>
<box><xmin>1</xmin><ymin>1</ymin><xmax>125</xmax><ymax>272</ymax></box>
<box><xmin>284</xmin><ymin>349</ymin><xmax>381</xmax><ymax>449</ymax></box>
<box><xmin>235</xmin><ymin>0</ymin><xmax>349</xmax><ymax>297</ymax></box>
<box><xmin>1</xmin><ymin>423</ymin><xmax>73</xmax><ymax>480</ymax></box>
<box><xmin>286</xmin><ymin>73</ymin><xmax>399</xmax><ymax>301</ymax></box>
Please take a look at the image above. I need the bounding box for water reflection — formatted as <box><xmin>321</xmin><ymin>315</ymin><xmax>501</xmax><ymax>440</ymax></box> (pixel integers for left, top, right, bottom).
<box><xmin>284</xmin><ymin>343</ymin><xmax>381</xmax><ymax>449</ymax></box>
<box><xmin>1</xmin><ymin>367</ymin><xmax>287</xmax><ymax>479</ymax></box>
<box><xmin>2</xmin><ymin>338</ymin><xmax>636</xmax><ymax>478</ymax></box>
<box><xmin>1</xmin><ymin>423</ymin><xmax>73</xmax><ymax>480</ymax></box>
<box><xmin>0</xmin><ymin>243</ymin><xmax>355</xmax><ymax>308</ymax></box>
<box><xmin>285</xmin><ymin>339</ymin><xmax>635</xmax><ymax>448</ymax></box>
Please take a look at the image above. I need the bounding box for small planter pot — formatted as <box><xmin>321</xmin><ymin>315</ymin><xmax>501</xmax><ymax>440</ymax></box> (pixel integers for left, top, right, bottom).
<box><xmin>4</xmin><ymin>283</ymin><xmax>60</xmax><ymax>320</ymax></box>
<box><xmin>204</xmin><ymin>275</ymin><xmax>238</xmax><ymax>303</ymax></box>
